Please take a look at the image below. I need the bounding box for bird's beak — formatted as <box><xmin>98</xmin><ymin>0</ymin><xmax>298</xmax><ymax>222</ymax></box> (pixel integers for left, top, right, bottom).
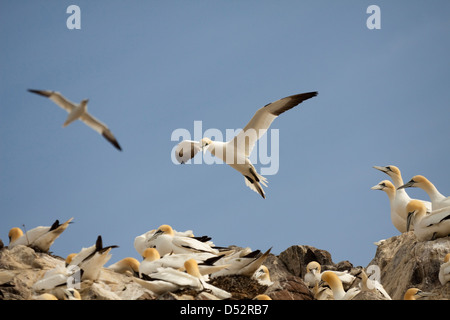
<box><xmin>371</xmin><ymin>184</ymin><xmax>383</xmax><ymax>190</ymax></box>
<box><xmin>373</xmin><ymin>166</ymin><xmax>389</xmax><ymax>173</ymax></box>
<box><xmin>416</xmin><ymin>290</ymin><xmax>436</xmax><ymax>299</ymax></box>
<box><xmin>406</xmin><ymin>211</ymin><xmax>415</xmax><ymax>232</ymax></box>
<box><xmin>398</xmin><ymin>180</ymin><xmax>415</xmax><ymax>190</ymax></box>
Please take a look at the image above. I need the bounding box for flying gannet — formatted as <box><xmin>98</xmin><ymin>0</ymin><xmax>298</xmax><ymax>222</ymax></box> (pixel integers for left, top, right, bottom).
<box><xmin>8</xmin><ymin>217</ymin><xmax>73</xmax><ymax>252</ymax></box>
<box><xmin>406</xmin><ymin>200</ymin><xmax>450</xmax><ymax>241</ymax></box>
<box><xmin>28</xmin><ymin>89</ymin><xmax>122</xmax><ymax>151</ymax></box>
<box><xmin>399</xmin><ymin>175</ymin><xmax>450</xmax><ymax>210</ymax></box>
<box><xmin>174</xmin><ymin>91</ymin><xmax>318</xmax><ymax>198</ymax></box>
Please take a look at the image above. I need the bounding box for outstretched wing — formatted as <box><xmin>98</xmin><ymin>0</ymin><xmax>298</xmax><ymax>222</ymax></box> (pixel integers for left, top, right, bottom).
<box><xmin>174</xmin><ymin>140</ymin><xmax>202</xmax><ymax>164</ymax></box>
<box><xmin>80</xmin><ymin>112</ymin><xmax>122</xmax><ymax>151</ymax></box>
<box><xmin>28</xmin><ymin>89</ymin><xmax>76</xmax><ymax>113</ymax></box>
<box><xmin>230</xmin><ymin>92</ymin><xmax>318</xmax><ymax>157</ymax></box>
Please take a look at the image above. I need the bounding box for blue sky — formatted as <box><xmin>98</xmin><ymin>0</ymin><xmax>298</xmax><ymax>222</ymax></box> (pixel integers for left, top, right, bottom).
<box><xmin>1</xmin><ymin>1</ymin><xmax>449</xmax><ymax>268</ymax></box>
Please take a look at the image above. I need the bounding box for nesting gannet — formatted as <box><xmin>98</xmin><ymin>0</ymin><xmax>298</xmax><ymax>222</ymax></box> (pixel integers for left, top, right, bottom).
<box><xmin>253</xmin><ymin>265</ymin><xmax>274</xmax><ymax>286</ymax></box>
<box><xmin>371</xmin><ymin>180</ymin><xmax>409</xmax><ymax>232</ymax></box>
<box><xmin>210</xmin><ymin>248</ymin><xmax>271</xmax><ymax>278</ymax></box>
<box><xmin>28</xmin><ymin>89</ymin><xmax>122</xmax><ymax>151</ymax></box>
<box><xmin>145</xmin><ymin>224</ymin><xmax>221</xmax><ymax>256</ymax></box>
<box><xmin>439</xmin><ymin>253</ymin><xmax>450</xmax><ymax>285</ymax></box>
<box><xmin>373</xmin><ymin>165</ymin><xmax>432</xmax><ymax>211</ymax></box>
<box><xmin>356</xmin><ymin>269</ymin><xmax>391</xmax><ymax>300</ymax></box>
<box><xmin>320</xmin><ymin>271</ymin><xmax>360</xmax><ymax>300</ymax></box>
<box><xmin>8</xmin><ymin>217</ymin><xmax>73</xmax><ymax>252</ymax></box>
<box><xmin>406</xmin><ymin>200</ymin><xmax>450</xmax><ymax>241</ymax></box>
<box><xmin>304</xmin><ymin>261</ymin><xmax>356</xmax><ymax>290</ymax></box>
<box><xmin>403</xmin><ymin>288</ymin><xmax>435</xmax><ymax>300</ymax></box>
<box><xmin>134</xmin><ymin>227</ymin><xmax>197</xmax><ymax>257</ymax></box>
<box><xmin>67</xmin><ymin>235</ymin><xmax>119</xmax><ymax>281</ymax></box>
<box><xmin>107</xmin><ymin>257</ymin><xmax>140</xmax><ymax>277</ymax></box>
<box><xmin>184</xmin><ymin>259</ymin><xmax>232</xmax><ymax>299</ymax></box>
<box><xmin>138</xmin><ymin>248</ymin><xmax>228</xmax><ymax>277</ymax></box>
<box><xmin>32</xmin><ymin>264</ymin><xmax>80</xmax><ymax>291</ymax></box>
<box><xmin>253</xmin><ymin>294</ymin><xmax>272</xmax><ymax>300</ymax></box>
<box><xmin>399</xmin><ymin>175</ymin><xmax>450</xmax><ymax>210</ymax></box>
<box><xmin>174</xmin><ymin>91</ymin><xmax>318</xmax><ymax>198</ymax></box>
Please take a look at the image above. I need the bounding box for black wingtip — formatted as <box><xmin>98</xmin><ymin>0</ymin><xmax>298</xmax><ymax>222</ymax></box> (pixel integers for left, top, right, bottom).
<box><xmin>27</xmin><ymin>89</ymin><xmax>51</xmax><ymax>97</ymax></box>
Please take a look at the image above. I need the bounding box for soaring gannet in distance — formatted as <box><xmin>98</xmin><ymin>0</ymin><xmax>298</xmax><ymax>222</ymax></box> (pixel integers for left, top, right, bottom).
<box><xmin>399</xmin><ymin>175</ymin><xmax>450</xmax><ymax>210</ymax></box>
<box><xmin>144</xmin><ymin>224</ymin><xmax>222</xmax><ymax>256</ymax></box>
<box><xmin>406</xmin><ymin>200</ymin><xmax>450</xmax><ymax>241</ymax></box>
<box><xmin>320</xmin><ymin>271</ymin><xmax>360</xmax><ymax>300</ymax></box>
<box><xmin>28</xmin><ymin>89</ymin><xmax>122</xmax><ymax>151</ymax></box>
<box><xmin>439</xmin><ymin>253</ymin><xmax>450</xmax><ymax>285</ymax></box>
<box><xmin>8</xmin><ymin>218</ymin><xmax>73</xmax><ymax>252</ymax></box>
<box><xmin>371</xmin><ymin>180</ymin><xmax>409</xmax><ymax>233</ymax></box>
<box><xmin>174</xmin><ymin>91</ymin><xmax>318</xmax><ymax>198</ymax></box>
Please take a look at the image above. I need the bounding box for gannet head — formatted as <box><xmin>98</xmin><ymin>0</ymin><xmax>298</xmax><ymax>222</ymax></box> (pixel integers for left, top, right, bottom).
<box><xmin>253</xmin><ymin>294</ymin><xmax>272</xmax><ymax>300</ymax></box>
<box><xmin>184</xmin><ymin>258</ymin><xmax>202</xmax><ymax>278</ymax></box>
<box><xmin>156</xmin><ymin>224</ymin><xmax>175</xmax><ymax>236</ymax></box>
<box><xmin>406</xmin><ymin>200</ymin><xmax>427</xmax><ymax>231</ymax></box>
<box><xmin>8</xmin><ymin>227</ymin><xmax>23</xmax><ymax>243</ymax></box>
<box><xmin>371</xmin><ymin>180</ymin><xmax>395</xmax><ymax>192</ymax></box>
<box><xmin>80</xmin><ymin>99</ymin><xmax>89</xmax><ymax>108</ymax></box>
<box><xmin>65</xmin><ymin>253</ymin><xmax>77</xmax><ymax>266</ymax></box>
<box><xmin>121</xmin><ymin>257</ymin><xmax>141</xmax><ymax>274</ymax></box>
<box><xmin>306</xmin><ymin>261</ymin><xmax>321</xmax><ymax>275</ymax></box>
<box><xmin>255</xmin><ymin>265</ymin><xmax>271</xmax><ymax>280</ymax></box>
<box><xmin>398</xmin><ymin>175</ymin><xmax>427</xmax><ymax>190</ymax></box>
<box><xmin>143</xmin><ymin>248</ymin><xmax>160</xmax><ymax>261</ymax></box>
<box><xmin>321</xmin><ymin>271</ymin><xmax>343</xmax><ymax>291</ymax></box>
<box><xmin>444</xmin><ymin>253</ymin><xmax>450</xmax><ymax>263</ymax></box>
<box><xmin>373</xmin><ymin>165</ymin><xmax>401</xmax><ymax>177</ymax></box>
<box><xmin>63</xmin><ymin>288</ymin><xmax>81</xmax><ymax>300</ymax></box>
<box><xmin>200</xmin><ymin>138</ymin><xmax>213</xmax><ymax>154</ymax></box>
<box><xmin>404</xmin><ymin>288</ymin><xmax>435</xmax><ymax>300</ymax></box>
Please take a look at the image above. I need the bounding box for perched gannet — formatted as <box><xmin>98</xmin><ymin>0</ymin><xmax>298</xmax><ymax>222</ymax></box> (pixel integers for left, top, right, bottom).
<box><xmin>356</xmin><ymin>269</ymin><xmax>391</xmax><ymax>300</ymax></box>
<box><xmin>406</xmin><ymin>200</ymin><xmax>450</xmax><ymax>241</ymax></box>
<box><xmin>138</xmin><ymin>248</ymin><xmax>228</xmax><ymax>277</ymax></box>
<box><xmin>145</xmin><ymin>224</ymin><xmax>221</xmax><ymax>256</ymax></box>
<box><xmin>399</xmin><ymin>175</ymin><xmax>450</xmax><ymax>210</ymax></box>
<box><xmin>304</xmin><ymin>261</ymin><xmax>356</xmax><ymax>290</ymax></box>
<box><xmin>174</xmin><ymin>91</ymin><xmax>318</xmax><ymax>198</ymax></box>
<box><xmin>67</xmin><ymin>235</ymin><xmax>119</xmax><ymax>281</ymax></box>
<box><xmin>321</xmin><ymin>271</ymin><xmax>360</xmax><ymax>300</ymax></box>
<box><xmin>210</xmin><ymin>248</ymin><xmax>271</xmax><ymax>278</ymax></box>
<box><xmin>28</xmin><ymin>89</ymin><xmax>122</xmax><ymax>151</ymax></box>
<box><xmin>371</xmin><ymin>180</ymin><xmax>409</xmax><ymax>232</ymax></box>
<box><xmin>8</xmin><ymin>217</ymin><xmax>73</xmax><ymax>252</ymax></box>
<box><xmin>439</xmin><ymin>253</ymin><xmax>450</xmax><ymax>285</ymax></box>
<box><xmin>403</xmin><ymin>288</ymin><xmax>435</xmax><ymax>300</ymax></box>
<box><xmin>253</xmin><ymin>265</ymin><xmax>274</xmax><ymax>286</ymax></box>
<box><xmin>373</xmin><ymin>165</ymin><xmax>432</xmax><ymax>211</ymax></box>
<box><xmin>107</xmin><ymin>257</ymin><xmax>140</xmax><ymax>277</ymax></box>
